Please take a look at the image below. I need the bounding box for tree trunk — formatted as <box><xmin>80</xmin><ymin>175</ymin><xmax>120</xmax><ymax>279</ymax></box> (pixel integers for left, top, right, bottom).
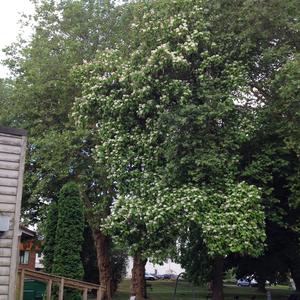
<box><xmin>291</xmin><ymin>265</ymin><xmax>300</xmax><ymax>292</ymax></box>
<box><xmin>212</xmin><ymin>256</ymin><xmax>224</xmax><ymax>300</ymax></box>
<box><xmin>131</xmin><ymin>254</ymin><xmax>147</xmax><ymax>300</ymax></box>
<box><xmin>256</xmin><ymin>275</ymin><xmax>266</xmax><ymax>293</ymax></box>
<box><xmin>93</xmin><ymin>229</ymin><xmax>112</xmax><ymax>300</ymax></box>
<box><xmin>110</xmin><ymin>278</ymin><xmax>118</xmax><ymax>296</ymax></box>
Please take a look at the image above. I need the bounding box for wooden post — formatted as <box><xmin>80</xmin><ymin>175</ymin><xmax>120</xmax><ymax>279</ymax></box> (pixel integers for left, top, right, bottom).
<box><xmin>97</xmin><ymin>288</ymin><xmax>101</xmax><ymax>300</ymax></box>
<box><xmin>59</xmin><ymin>278</ymin><xmax>64</xmax><ymax>300</ymax></box>
<box><xmin>19</xmin><ymin>269</ymin><xmax>25</xmax><ymax>300</ymax></box>
<box><xmin>46</xmin><ymin>279</ymin><xmax>52</xmax><ymax>300</ymax></box>
<box><xmin>83</xmin><ymin>288</ymin><xmax>88</xmax><ymax>300</ymax></box>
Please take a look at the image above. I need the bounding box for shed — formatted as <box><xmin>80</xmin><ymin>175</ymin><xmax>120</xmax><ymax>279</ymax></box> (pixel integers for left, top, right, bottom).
<box><xmin>0</xmin><ymin>126</ymin><xmax>27</xmax><ymax>300</ymax></box>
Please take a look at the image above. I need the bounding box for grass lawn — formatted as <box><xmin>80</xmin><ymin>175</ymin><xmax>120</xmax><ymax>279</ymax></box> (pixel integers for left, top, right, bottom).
<box><xmin>108</xmin><ymin>280</ymin><xmax>293</xmax><ymax>300</ymax></box>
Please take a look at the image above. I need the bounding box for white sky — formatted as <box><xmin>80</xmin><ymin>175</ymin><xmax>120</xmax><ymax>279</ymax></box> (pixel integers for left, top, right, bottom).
<box><xmin>0</xmin><ymin>0</ymin><xmax>34</xmax><ymax>78</ymax></box>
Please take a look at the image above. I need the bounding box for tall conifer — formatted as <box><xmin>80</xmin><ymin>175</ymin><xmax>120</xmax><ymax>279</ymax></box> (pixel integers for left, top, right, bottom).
<box><xmin>52</xmin><ymin>182</ymin><xmax>85</xmax><ymax>299</ymax></box>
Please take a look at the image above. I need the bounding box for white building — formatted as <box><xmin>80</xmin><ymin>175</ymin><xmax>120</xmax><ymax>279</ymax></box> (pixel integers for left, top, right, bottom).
<box><xmin>126</xmin><ymin>257</ymin><xmax>185</xmax><ymax>278</ymax></box>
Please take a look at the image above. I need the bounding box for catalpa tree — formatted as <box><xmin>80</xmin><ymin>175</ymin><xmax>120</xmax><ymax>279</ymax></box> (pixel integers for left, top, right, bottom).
<box><xmin>73</xmin><ymin>1</ymin><xmax>266</xmax><ymax>299</ymax></box>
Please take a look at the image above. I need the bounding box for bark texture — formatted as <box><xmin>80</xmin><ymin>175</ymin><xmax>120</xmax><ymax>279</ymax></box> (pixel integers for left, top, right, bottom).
<box><xmin>131</xmin><ymin>254</ymin><xmax>147</xmax><ymax>300</ymax></box>
<box><xmin>93</xmin><ymin>229</ymin><xmax>112</xmax><ymax>300</ymax></box>
<box><xmin>212</xmin><ymin>256</ymin><xmax>224</xmax><ymax>300</ymax></box>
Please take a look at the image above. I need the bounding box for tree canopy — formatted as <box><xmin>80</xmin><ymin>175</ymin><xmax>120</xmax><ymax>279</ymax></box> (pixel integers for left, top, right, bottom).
<box><xmin>73</xmin><ymin>0</ymin><xmax>266</xmax><ymax>263</ymax></box>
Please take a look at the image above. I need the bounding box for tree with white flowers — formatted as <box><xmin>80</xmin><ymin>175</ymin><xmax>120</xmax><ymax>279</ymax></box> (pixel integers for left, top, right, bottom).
<box><xmin>73</xmin><ymin>1</ymin><xmax>266</xmax><ymax>299</ymax></box>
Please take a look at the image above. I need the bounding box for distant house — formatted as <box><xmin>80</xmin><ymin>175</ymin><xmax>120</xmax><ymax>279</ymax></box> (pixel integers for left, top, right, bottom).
<box><xmin>18</xmin><ymin>225</ymin><xmax>43</xmax><ymax>271</ymax></box>
<box><xmin>126</xmin><ymin>257</ymin><xmax>185</xmax><ymax>278</ymax></box>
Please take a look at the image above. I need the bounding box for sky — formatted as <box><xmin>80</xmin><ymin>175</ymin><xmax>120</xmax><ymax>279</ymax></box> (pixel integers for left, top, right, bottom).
<box><xmin>0</xmin><ymin>0</ymin><xmax>34</xmax><ymax>77</ymax></box>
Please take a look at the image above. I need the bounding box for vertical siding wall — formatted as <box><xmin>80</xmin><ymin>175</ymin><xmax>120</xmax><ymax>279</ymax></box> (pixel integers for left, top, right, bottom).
<box><xmin>0</xmin><ymin>128</ymin><xmax>27</xmax><ymax>300</ymax></box>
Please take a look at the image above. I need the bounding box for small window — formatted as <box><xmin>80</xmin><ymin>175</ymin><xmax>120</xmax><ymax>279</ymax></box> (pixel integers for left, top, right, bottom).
<box><xmin>19</xmin><ymin>250</ymin><xmax>30</xmax><ymax>264</ymax></box>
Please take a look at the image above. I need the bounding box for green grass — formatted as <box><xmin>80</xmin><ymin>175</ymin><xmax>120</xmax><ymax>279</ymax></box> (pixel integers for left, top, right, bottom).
<box><xmin>109</xmin><ymin>280</ymin><xmax>293</xmax><ymax>300</ymax></box>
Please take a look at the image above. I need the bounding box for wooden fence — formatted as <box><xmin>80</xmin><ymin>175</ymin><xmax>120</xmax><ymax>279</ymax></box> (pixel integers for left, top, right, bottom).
<box><xmin>18</xmin><ymin>268</ymin><xmax>101</xmax><ymax>300</ymax></box>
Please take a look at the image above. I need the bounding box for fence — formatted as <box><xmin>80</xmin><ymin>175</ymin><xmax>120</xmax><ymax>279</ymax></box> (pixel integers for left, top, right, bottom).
<box><xmin>18</xmin><ymin>268</ymin><xmax>101</xmax><ymax>300</ymax></box>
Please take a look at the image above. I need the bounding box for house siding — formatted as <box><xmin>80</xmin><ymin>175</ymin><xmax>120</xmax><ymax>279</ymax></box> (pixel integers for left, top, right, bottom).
<box><xmin>0</xmin><ymin>129</ymin><xmax>26</xmax><ymax>300</ymax></box>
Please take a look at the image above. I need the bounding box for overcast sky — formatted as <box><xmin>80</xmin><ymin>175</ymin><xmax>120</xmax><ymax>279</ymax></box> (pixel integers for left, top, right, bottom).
<box><xmin>0</xmin><ymin>0</ymin><xmax>34</xmax><ymax>77</ymax></box>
